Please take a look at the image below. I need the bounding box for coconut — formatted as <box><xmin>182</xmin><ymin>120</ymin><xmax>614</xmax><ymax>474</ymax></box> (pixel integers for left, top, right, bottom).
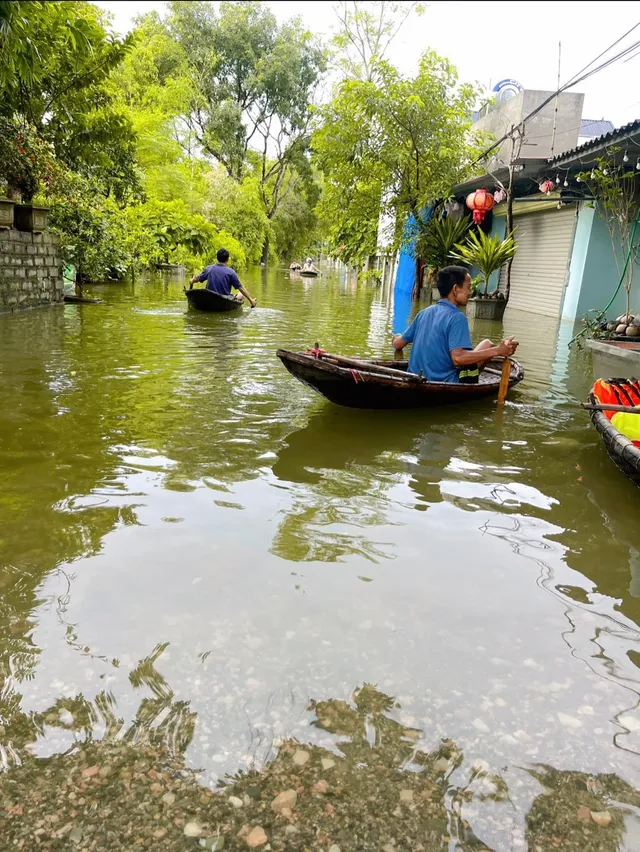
<box><xmin>617</xmin><ymin>314</ymin><xmax>633</xmax><ymax>324</ymax></box>
<box><xmin>616</xmin><ymin>324</ymin><xmax>628</xmax><ymax>334</ymax></box>
<box><xmin>632</xmin><ymin>317</ymin><xmax>640</xmax><ymax>327</ymax></box>
<box><xmin>626</xmin><ymin>326</ymin><xmax>640</xmax><ymax>337</ymax></box>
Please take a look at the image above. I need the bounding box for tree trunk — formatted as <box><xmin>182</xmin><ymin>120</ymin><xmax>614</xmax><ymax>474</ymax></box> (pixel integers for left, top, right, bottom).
<box><xmin>260</xmin><ymin>235</ymin><xmax>270</xmax><ymax>265</ymax></box>
<box><xmin>413</xmin><ymin>256</ymin><xmax>422</xmax><ymax>299</ymax></box>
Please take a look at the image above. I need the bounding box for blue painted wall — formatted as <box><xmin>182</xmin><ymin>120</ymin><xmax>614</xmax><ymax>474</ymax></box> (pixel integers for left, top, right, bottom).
<box><xmin>565</xmin><ymin>206</ymin><xmax>640</xmax><ymax>321</ymax></box>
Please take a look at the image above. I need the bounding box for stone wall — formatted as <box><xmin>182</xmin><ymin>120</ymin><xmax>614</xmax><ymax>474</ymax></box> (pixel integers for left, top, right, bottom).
<box><xmin>0</xmin><ymin>229</ymin><xmax>63</xmax><ymax>312</ymax></box>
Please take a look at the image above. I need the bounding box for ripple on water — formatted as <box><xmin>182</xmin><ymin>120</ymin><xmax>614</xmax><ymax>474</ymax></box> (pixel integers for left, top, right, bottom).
<box><xmin>0</xmin><ymin>271</ymin><xmax>639</xmax><ymax>849</ymax></box>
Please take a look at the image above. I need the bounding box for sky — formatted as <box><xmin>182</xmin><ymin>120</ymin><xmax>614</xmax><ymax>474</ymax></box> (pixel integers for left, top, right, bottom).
<box><xmin>97</xmin><ymin>1</ymin><xmax>640</xmax><ymax>128</ymax></box>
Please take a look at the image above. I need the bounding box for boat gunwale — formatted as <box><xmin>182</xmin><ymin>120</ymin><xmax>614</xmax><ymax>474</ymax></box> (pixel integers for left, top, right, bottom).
<box><xmin>276</xmin><ymin>349</ymin><xmax>524</xmax><ymax>392</ymax></box>
<box><xmin>184</xmin><ymin>287</ymin><xmax>243</xmax><ymax>312</ymax></box>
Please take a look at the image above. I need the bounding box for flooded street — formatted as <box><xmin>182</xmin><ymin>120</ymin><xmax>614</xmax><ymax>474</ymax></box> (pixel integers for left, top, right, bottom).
<box><xmin>1</xmin><ymin>267</ymin><xmax>640</xmax><ymax>850</ymax></box>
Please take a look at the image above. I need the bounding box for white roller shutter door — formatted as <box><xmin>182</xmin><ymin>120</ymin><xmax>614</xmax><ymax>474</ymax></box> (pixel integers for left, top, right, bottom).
<box><xmin>499</xmin><ymin>206</ymin><xmax>577</xmax><ymax>317</ymax></box>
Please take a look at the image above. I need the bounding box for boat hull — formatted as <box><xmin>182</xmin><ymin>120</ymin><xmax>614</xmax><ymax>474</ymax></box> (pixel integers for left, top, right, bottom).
<box><xmin>277</xmin><ymin>350</ymin><xmax>524</xmax><ymax>410</ymax></box>
<box><xmin>588</xmin><ymin>392</ymin><xmax>640</xmax><ymax>486</ymax></box>
<box><xmin>184</xmin><ymin>288</ymin><xmax>242</xmax><ymax>312</ymax></box>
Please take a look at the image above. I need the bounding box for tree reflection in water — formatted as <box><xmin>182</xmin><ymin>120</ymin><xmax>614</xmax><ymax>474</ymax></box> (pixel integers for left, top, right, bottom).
<box><xmin>1</xmin><ymin>678</ymin><xmax>638</xmax><ymax>850</ymax></box>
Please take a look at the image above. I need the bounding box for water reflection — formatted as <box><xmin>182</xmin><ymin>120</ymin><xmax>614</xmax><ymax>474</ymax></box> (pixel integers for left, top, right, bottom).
<box><xmin>1</xmin><ymin>270</ymin><xmax>640</xmax><ymax>849</ymax></box>
<box><xmin>1</xmin><ymin>679</ymin><xmax>639</xmax><ymax>849</ymax></box>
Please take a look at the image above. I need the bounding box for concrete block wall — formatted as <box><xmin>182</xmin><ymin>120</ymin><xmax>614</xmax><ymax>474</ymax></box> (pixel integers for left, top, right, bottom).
<box><xmin>0</xmin><ymin>229</ymin><xmax>63</xmax><ymax>312</ymax></box>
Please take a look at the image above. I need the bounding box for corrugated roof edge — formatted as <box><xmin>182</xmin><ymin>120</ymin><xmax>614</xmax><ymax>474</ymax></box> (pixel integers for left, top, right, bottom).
<box><xmin>549</xmin><ymin>118</ymin><xmax>640</xmax><ymax>164</ymax></box>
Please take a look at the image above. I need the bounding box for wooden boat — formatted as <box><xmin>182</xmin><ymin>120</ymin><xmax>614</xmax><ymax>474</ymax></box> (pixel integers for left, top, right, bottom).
<box><xmin>300</xmin><ymin>270</ymin><xmax>319</xmax><ymax>278</ymax></box>
<box><xmin>276</xmin><ymin>349</ymin><xmax>524</xmax><ymax>409</ymax></box>
<box><xmin>63</xmin><ymin>294</ymin><xmax>103</xmax><ymax>304</ymax></box>
<box><xmin>184</xmin><ymin>287</ymin><xmax>242</xmax><ymax>312</ymax></box>
<box><xmin>586</xmin><ymin>390</ymin><xmax>640</xmax><ymax>486</ymax></box>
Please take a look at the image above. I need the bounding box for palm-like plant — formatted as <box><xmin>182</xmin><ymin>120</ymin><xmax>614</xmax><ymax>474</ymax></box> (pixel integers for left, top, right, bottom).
<box><xmin>416</xmin><ymin>215</ymin><xmax>471</xmax><ymax>279</ymax></box>
<box><xmin>451</xmin><ymin>229</ymin><xmax>517</xmax><ymax>297</ymax></box>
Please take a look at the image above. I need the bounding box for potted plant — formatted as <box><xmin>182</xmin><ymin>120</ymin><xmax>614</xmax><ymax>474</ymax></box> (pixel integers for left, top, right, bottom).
<box><xmin>416</xmin><ymin>214</ymin><xmax>471</xmax><ymax>301</ymax></box>
<box><xmin>451</xmin><ymin>228</ymin><xmax>517</xmax><ymax>320</ymax></box>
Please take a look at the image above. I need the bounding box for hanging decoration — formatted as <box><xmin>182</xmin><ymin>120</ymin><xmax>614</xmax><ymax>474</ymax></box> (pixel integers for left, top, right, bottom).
<box><xmin>493</xmin><ymin>188</ymin><xmax>506</xmax><ymax>203</ymax></box>
<box><xmin>465</xmin><ymin>189</ymin><xmax>495</xmax><ymax>224</ymax></box>
<box><xmin>539</xmin><ymin>179</ymin><xmax>555</xmax><ymax>195</ymax></box>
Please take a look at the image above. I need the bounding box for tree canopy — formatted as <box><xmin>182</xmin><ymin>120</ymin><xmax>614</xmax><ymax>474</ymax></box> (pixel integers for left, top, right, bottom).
<box><xmin>0</xmin><ymin>0</ymin><xmax>488</xmax><ymax>280</ymax></box>
<box><xmin>314</xmin><ymin>52</ymin><xmax>484</xmax><ymax>264</ymax></box>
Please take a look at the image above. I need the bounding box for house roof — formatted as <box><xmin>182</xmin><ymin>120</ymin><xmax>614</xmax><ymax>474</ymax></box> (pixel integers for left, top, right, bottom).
<box><xmin>450</xmin><ymin>158</ymin><xmax>545</xmax><ymax>198</ymax></box>
<box><xmin>579</xmin><ymin>119</ymin><xmax>615</xmax><ymax>138</ymax></box>
<box><xmin>450</xmin><ymin>118</ymin><xmax>640</xmax><ymax>201</ymax></box>
<box><xmin>548</xmin><ymin>118</ymin><xmax>640</xmax><ymax>167</ymax></box>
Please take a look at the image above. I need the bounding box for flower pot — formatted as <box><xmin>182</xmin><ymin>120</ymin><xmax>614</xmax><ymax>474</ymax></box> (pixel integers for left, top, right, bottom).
<box><xmin>14</xmin><ymin>203</ymin><xmax>49</xmax><ymax>233</ymax></box>
<box><xmin>466</xmin><ymin>298</ymin><xmax>507</xmax><ymax>320</ymax></box>
<box><xmin>0</xmin><ymin>197</ymin><xmax>14</xmax><ymax>230</ymax></box>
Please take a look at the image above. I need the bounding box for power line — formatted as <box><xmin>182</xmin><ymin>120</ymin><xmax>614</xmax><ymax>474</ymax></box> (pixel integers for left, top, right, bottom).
<box><xmin>471</xmin><ymin>21</ymin><xmax>640</xmax><ymax>168</ymax></box>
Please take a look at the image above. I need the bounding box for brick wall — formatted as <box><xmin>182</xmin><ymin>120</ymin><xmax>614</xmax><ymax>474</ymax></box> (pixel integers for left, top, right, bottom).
<box><xmin>0</xmin><ymin>229</ymin><xmax>64</xmax><ymax>312</ymax></box>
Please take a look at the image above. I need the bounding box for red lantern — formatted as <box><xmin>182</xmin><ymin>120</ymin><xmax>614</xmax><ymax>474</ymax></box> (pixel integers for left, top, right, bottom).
<box><xmin>466</xmin><ymin>189</ymin><xmax>495</xmax><ymax>224</ymax></box>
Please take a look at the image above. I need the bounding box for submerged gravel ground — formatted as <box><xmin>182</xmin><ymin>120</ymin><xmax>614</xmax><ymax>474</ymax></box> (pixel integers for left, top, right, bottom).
<box><xmin>1</xmin><ymin>685</ymin><xmax>638</xmax><ymax>851</ymax></box>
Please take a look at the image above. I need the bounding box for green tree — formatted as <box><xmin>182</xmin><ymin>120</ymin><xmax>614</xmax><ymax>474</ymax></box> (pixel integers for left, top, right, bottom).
<box><xmin>167</xmin><ymin>1</ymin><xmax>326</xmax><ymax>260</ymax></box>
<box><xmin>332</xmin><ymin>1</ymin><xmax>424</xmax><ymax>83</ymax></box>
<box><xmin>314</xmin><ymin>52</ymin><xmax>483</xmax><ymax>265</ymax></box>
<box><xmin>0</xmin><ymin>1</ymin><xmax>137</xmax><ymax>200</ymax></box>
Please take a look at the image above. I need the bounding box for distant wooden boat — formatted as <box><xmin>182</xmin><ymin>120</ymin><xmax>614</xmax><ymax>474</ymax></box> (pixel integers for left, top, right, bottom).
<box><xmin>184</xmin><ymin>288</ymin><xmax>242</xmax><ymax>312</ymax></box>
<box><xmin>300</xmin><ymin>270</ymin><xmax>319</xmax><ymax>278</ymax></box>
<box><xmin>587</xmin><ymin>389</ymin><xmax>640</xmax><ymax>486</ymax></box>
<box><xmin>64</xmin><ymin>294</ymin><xmax>103</xmax><ymax>304</ymax></box>
<box><xmin>277</xmin><ymin>349</ymin><xmax>524</xmax><ymax>409</ymax></box>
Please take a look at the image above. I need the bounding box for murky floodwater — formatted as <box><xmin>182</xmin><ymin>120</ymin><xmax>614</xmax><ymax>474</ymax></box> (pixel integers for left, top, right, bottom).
<box><xmin>1</xmin><ymin>267</ymin><xmax>640</xmax><ymax>850</ymax></box>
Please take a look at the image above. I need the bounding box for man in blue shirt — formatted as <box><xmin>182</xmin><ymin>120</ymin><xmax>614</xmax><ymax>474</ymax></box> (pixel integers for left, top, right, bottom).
<box><xmin>189</xmin><ymin>248</ymin><xmax>257</xmax><ymax>307</ymax></box>
<box><xmin>392</xmin><ymin>265</ymin><xmax>518</xmax><ymax>383</ymax></box>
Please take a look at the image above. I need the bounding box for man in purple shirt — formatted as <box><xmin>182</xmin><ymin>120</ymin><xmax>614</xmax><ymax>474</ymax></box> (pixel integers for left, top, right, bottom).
<box><xmin>189</xmin><ymin>248</ymin><xmax>257</xmax><ymax>307</ymax></box>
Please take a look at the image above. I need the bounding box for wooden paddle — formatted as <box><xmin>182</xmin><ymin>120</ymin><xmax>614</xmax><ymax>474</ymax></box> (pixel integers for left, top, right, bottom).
<box><xmin>497</xmin><ymin>358</ymin><xmax>511</xmax><ymax>405</ymax></box>
<box><xmin>581</xmin><ymin>403</ymin><xmax>640</xmax><ymax>414</ymax></box>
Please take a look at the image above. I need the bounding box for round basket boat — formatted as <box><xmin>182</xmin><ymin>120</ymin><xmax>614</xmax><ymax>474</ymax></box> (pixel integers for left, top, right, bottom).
<box><xmin>277</xmin><ymin>349</ymin><xmax>524</xmax><ymax>410</ymax></box>
<box><xmin>184</xmin><ymin>288</ymin><xmax>242</xmax><ymax>312</ymax></box>
<box><xmin>587</xmin><ymin>391</ymin><xmax>640</xmax><ymax>486</ymax></box>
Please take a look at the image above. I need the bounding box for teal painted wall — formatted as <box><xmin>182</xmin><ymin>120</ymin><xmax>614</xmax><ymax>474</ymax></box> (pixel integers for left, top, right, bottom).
<box><xmin>565</xmin><ymin>206</ymin><xmax>640</xmax><ymax>322</ymax></box>
<box><xmin>487</xmin><ymin>214</ymin><xmax>507</xmax><ymax>293</ymax></box>
<box><xmin>561</xmin><ymin>205</ymin><xmax>593</xmax><ymax>322</ymax></box>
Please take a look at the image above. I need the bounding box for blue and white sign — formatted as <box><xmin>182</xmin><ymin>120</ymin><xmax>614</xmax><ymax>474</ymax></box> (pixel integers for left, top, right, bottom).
<box><xmin>492</xmin><ymin>79</ymin><xmax>523</xmax><ymax>104</ymax></box>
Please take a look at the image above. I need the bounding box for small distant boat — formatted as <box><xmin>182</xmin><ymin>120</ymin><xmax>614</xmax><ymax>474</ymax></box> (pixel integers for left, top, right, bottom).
<box><xmin>277</xmin><ymin>348</ymin><xmax>524</xmax><ymax>410</ymax></box>
<box><xmin>300</xmin><ymin>270</ymin><xmax>319</xmax><ymax>278</ymax></box>
<box><xmin>585</xmin><ymin>381</ymin><xmax>640</xmax><ymax>486</ymax></box>
<box><xmin>64</xmin><ymin>294</ymin><xmax>103</xmax><ymax>304</ymax></box>
<box><xmin>184</xmin><ymin>288</ymin><xmax>243</xmax><ymax>313</ymax></box>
